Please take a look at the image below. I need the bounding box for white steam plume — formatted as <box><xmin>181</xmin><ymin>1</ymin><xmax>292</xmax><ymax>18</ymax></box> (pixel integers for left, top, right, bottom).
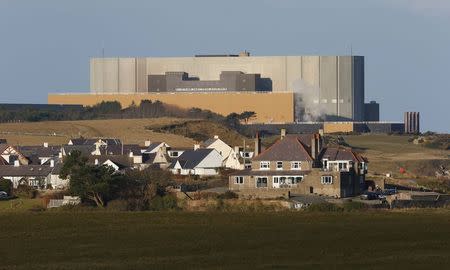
<box><xmin>292</xmin><ymin>79</ymin><xmax>326</xmax><ymax>122</ymax></box>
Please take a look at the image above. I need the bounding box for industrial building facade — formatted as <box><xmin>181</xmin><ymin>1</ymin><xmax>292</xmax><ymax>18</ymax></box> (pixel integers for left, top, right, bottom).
<box><xmin>49</xmin><ymin>53</ymin><xmax>373</xmax><ymax>123</ymax></box>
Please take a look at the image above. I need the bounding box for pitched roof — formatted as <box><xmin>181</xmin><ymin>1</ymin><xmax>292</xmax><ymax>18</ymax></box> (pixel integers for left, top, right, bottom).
<box><xmin>62</xmin><ymin>145</ymin><xmax>95</xmax><ymax>156</ymax></box>
<box><xmin>89</xmin><ymin>155</ymin><xmax>134</xmax><ymax>169</ymax></box>
<box><xmin>0</xmin><ymin>165</ymin><xmax>53</xmax><ymax>177</ymax></box>
<box><xmin>0</xmin><ymin>156</ymin><xmax>8</xmax><ymax>165</ymax></box>
<box><xmin>144</xmin><ymin>142</ymin><xmax>165</xmax><ymax>153</ymax></box>
<box><xmin>169</xmin><ymin>149</ymin><xmax>215</xmax><ymax>169</ymax></box>
<box><xmin>69</xmin><ymin>138</ymin><xmax>122</xmax><ymax>145</ymax></box>
<box><xmin>319</xmin><ymin>147</ymin><xmax>367</xmax><ymax>163</ymax></box>
<box><xmin>19</xmin><ymin>145</ymin><xmax>61</xmax><ymax>158</ymax></box>
<box><xmin>202</xmin><ymin>138</ymin><xmax>217</xmax><ymax>147</ymax></box>
<box><xmin>253</xmin><ymin>136</ymin><xmax>313</xmax><ymax>162</ymax></box>
<box><xmin>99</xmin><ymin>144</ymin><xmax>141</xmax><ymax>156</ymax></box>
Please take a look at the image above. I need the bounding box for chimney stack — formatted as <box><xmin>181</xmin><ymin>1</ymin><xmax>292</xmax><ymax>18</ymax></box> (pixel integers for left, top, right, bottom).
<box><xmin>144</xmin><ymin>140</ymin><xmax>151</xmax><ymax>147</ymax></box>
<box><xmin>14</xmin><ymin>160</ymin><xmax>20</xmax><ymax>167</ymax></box>
<box><xmin>311</xmin><ymin>133</ymin><xmax>322</xmax><ymax>160</ymax></box>
<box><xmin>254</xmin><ymin>132</ymin><xmax>261</xmax><ymax>156</ymax></box>
<box><xmin>43</xmin><ymin>142</ymin><xmax>49</xmax><ymax>148</ymax></box>
<box><xmin>194</xmin><ymin>144</ymin><xmax>200</xmax><ymax>150</ymax></box>
<box><xmin>281</xmin><ymin>129</ymin><xmax>286</xmax><ymax>140</ymax></box>
<box><xmin>214</xmin><ymin>135</ymin><xmax>219</xmax><ymax>139</ymax></box>
<box><xmin>50</xmin><ymin>159</ymin><xmax>55</xmax><ymax>168</ymax></box>
<box><xmin>94</xmin><ymin>158</ymin><xmax>99</xmax><ymax>165</ymax></box>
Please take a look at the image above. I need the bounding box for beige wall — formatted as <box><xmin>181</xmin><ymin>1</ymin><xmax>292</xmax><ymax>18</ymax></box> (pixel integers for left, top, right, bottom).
<box><xmin>48</xmin><ymin>92</ymin><xmax>294</xmax><ymax>123</ymax></box>
<box><xmin>323</xmin><ymin>122</ymin><xmax>354</xmax><ymax>133</ymax></box>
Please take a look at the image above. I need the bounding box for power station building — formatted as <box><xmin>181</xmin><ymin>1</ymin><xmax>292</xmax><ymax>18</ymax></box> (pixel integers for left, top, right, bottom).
<box><xmin>49</xmin><ymin>53</ymin><xmax>377</xmax><ymax>123</ymax></box>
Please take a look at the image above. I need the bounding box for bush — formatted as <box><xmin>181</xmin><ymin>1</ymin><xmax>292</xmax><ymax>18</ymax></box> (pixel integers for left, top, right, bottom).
<box><xmin>307</xmin><ymin>203</ymin><xmax>343</xmax><ymax>212</ymax></box>
<box><xmin>342</xmin><ymin>201</ymin><xmax>368</xmax><ymax>212</ymax></box>
<box><xmin>0</xmin><ymin>178</ymin><xmax>13</xmax><ymax>195</ymax></box>
<box><xmin>217</xmin><ymin>191</ymin><xmax>239</xmax><ymax>200</ymax></box>
<box><xmin>106</xmin><ymin>200</ymin><xmax>129</xmax><ymax>211</ymax></box>
<box><xmin>15</xmin><ymin>185</ymin><xmax>38</xmax><ymax>199</ymax></box>
<box><xmin>149</xmin><ymin>195</ymin><xmax>179</xmax><ymax>211</ymax></box>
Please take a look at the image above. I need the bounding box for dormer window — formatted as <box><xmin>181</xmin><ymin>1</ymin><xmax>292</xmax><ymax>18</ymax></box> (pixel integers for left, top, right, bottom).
<box><xmin>276</xmin><ymin>161</ymin><xmax>283</xmax><ymax>170</ymax></box>
<box><xmin>291</xmin><ymin>161</ymin><xmax>301</xmax><ymax>170</ymax></box>
<box><xmin>260</xmin><ymin>161</ymin><xmax>270</xmax><ymax>170</ymax></box>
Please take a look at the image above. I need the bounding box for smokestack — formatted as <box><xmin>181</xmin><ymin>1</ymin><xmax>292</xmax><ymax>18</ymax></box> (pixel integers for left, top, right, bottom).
<box><xmin>281</xmin><ymin>129</ymin><xmax>286</xmax><ymax>140</ymax></box>
<box><xmin>254</xmin><ymin>132</ymin><xmax>261</xmax><ymax>157</ymax></box>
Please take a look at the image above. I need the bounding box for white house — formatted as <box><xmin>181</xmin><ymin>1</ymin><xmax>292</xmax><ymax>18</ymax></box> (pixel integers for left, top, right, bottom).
<box><xmin>202</xmin><ymin>136</ymin><xmax>244</xmax><ymax>170</ymax></box>
<box><xmin>169</xmin><ymin>148</ymin><xmax>223</xmax><ymax>176</ymax></box>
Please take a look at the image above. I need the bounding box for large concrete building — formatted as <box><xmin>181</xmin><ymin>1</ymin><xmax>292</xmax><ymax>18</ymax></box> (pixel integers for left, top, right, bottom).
<box><xmin>49</xmin><ymin>53</ymin><xmax>371</xmax><ymax>122</ymax></box>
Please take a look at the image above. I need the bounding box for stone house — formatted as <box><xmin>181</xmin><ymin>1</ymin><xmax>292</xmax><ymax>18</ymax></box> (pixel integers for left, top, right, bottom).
<box><xmin>229</xmin><ymin>132</ymin><xmax>368</xmax><ymax>198</ymax></box>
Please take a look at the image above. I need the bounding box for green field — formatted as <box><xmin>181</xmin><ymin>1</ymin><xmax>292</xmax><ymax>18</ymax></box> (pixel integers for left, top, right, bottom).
<box><xmin>1</xmin><ymin>211</ymin><xmax>449</xmax><ymax>270</ymax></box>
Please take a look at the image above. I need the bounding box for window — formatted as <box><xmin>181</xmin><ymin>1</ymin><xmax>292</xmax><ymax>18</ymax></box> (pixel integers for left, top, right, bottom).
<box><xmin>321</xmin><ymin>176</ymin><xmax>333</xmax><ymax>185</ymax></box>
<box><xmin>276</xmin><ymin>161</ymin><xmax>283</xmax><ymax>170</ymax></box>
<box><xmin>256</xmin><ymin>177</ymin><xmax>268</xmax><ymax>188</ymax></box>
<box><xmin>234</xmin><ymin>176</ymin><xmax>244</xmax><ymax>184</ymax></box>
<box><xmin>338</xmin><ymin>162</ymin><xmax>348</xmax><ymax>171</ymax></box>
<box><xmin>260</xmin><ymin>161</ymin><xmax>270</xmax><ymax>170</ymax></box>
<box><xmin>323</xmin><ymin>159</ymin><xmax>328</xmax><ymax>170</ymax></box>
<box><xmin>273</xmin><ymin>177</ymin><xmax>279</xmax><ymax>184</ymax></box>
<box><xmin>291</xmin><ymin>161</ymin><xmax>301</xmax><ymax>170</ymax></box>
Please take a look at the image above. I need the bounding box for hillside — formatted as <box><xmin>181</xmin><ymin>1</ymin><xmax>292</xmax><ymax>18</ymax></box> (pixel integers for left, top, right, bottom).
<box><xmin>343</xmin><ymin>134</ymin><xmax>450</xmax><ymax>178</ymax></box>
<box><xmin>0</xmin><ymin>118</ymin><xmax>196</xmax><ymax>147</ymax></box>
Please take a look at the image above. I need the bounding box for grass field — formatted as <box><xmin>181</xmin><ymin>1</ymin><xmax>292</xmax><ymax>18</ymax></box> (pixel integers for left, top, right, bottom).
<box><xmin>0</xmin><ymin>210</ymin><xmax>449</xmax><ymax>270</ymax></box>
<box><xmin>0</xmin><ymin>118</ymin><xmax>195</xmax><ymax>146</ymax></box>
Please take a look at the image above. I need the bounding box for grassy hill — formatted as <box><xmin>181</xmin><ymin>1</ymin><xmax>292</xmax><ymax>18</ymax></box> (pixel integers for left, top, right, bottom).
<box><xmin>0</xmin><ymin>118</ymin><xmax>196</xmax><ymax>147</ymax></box>
<box><xmin>343</xmin><ymin>134</ymin><xmax>450</xmax><ymax>178</ymax></box>
<box><xmin>0</xmin><ymin>210</ymin><xmax>449</xmax><ymax>269</ymax></box>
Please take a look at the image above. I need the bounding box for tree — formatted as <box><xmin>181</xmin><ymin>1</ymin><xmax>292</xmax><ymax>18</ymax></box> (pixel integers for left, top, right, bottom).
<box><xmin>239</xmin><ymin>111</ymin><xmax>256</xmax><ymax>124</ymax></box>
<box><xmin>121</xmin><ymin>167</ymin><xmax>173</xmax><ymax>210</ymax></box>
<box><xmin>0</xmin><ymin>178</ymin><xmax>13</xmax><ymax>196</ymax></box>
<box><xmin>60</xmin><ymin>151</ymin><xmax>126</xmax><ymax>207</ymax></box>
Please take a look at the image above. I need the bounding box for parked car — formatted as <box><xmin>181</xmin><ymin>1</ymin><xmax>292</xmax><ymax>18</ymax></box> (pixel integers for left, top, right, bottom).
<box><xmin>360</xmin><ymin>192</ymin><xmax>378</xmax><ymax>200</ymax></box>
<box><xmin>0</xmin><ymin>191</ymin><xmax>8</xmax><ymax>199</ymax></box>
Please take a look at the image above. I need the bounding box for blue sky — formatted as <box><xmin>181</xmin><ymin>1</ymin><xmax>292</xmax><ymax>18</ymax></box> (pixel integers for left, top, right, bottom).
<box><xmin>0</xmin><ymin>0</ymin><xmax>449</xmax><ymax>132</ymax></box>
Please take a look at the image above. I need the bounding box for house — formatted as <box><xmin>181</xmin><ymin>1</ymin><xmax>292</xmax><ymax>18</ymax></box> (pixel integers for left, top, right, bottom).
<box><xmin>143</xmin><ymin>141</ymin><xmax>170</xmax><ymax>154</ymax></box>
<box><xmin>90</xmin><ymin>155</ymin><xmax>135</xmax><ymax>172</ymax></box>
<box><xmin>202</xmin><ymin>135</ymin><xmax>247</xmax><ymax>170</ymax></box>
<box><xmin>62</xmin><ymin>143</ymin><xmax>143</xmax><ymax>165</ymax></box>
<box><xmin>19</xmin><ymin>143</ymin><xmax>61</xmax><ymax>165</ymax></box>
<box><xmin>143</xmin><ymin>146</ymin><xmax>170</xmax><ymax>169</ymax></box>
<box><xmin>0</xmin><ymin>144</ymin><xmax>29</xmax><ymax>165</ymax></box>
<box><xmin>0</xmin><ymin>163</ymin><xmax>54</xmax><ymax>189</ymax></box>
<box><xmin>229</xmin><ymin>132</ymin><xmax>368</xmax><ymax>198</ymax></box>
<box><xmin>169</xmin><ymin>148</ymin><xmax>223</xmax><ymax>176</ymax></box>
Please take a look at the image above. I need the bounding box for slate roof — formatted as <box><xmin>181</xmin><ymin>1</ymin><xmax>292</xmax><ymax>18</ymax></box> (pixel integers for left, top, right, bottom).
<box><xmin>253</xmin><ymin>135</ymin><xmax>314</xmax><ymax>162</ymax></box>
<box><xmin>144</xmin><ymin>142</ymin><xmax>163</xmax><ymax>153</ymax></box>
<box><xmin>319</xmin><ymin>147</ymin><xmax>367</xmax><ymax>163</ymax></box>
<box><xmin>99</xmin><ymin>144</ymin><xmax>141</xmax><ymax>156</ymax></box>
<box><xmin>201</xmin><ymin>138</ymin><xmax>217</xmax><ymax>147</ymax></box>
<box><xmin>169</xmin><ymin>149</ymin><xmax>214</xmax><ymax>169</ymax></box>
<box><xmin>0</xmin><ymin>165</ymin><xmax>53</xmax><ymax>177</ymax></box>
<box><xmin>62</xmin><ymin>145</ymin><xmax>95</xmax><ymax>156</ymax></box>
<box><xmin>19</xmin><ymin>146</ymin><xmax>61</xmax><ymax>158</ymax></box>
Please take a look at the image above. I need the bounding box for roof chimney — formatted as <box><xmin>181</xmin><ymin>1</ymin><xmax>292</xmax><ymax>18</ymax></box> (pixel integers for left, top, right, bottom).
<box><xmin>43</xmin><ymin>142</ymin><xmax>49</xmax><ymax>148</ymax></box>
<box><xmin>214</xmin><ymin>135</ymin><xmax>219</xmax><ymax>139</ymax></box>
<box><xmin>281</xmin><ymin>129</ymin><xmax>286</xmax><ymax>140</ymax></box>
<box><xmin>254</xmin><ymin>132</ymin><xmax>261</xmax><ymax>157</ymax></box>
<box><xmin>14</xmin><ymin>160</ymin><xmax>20</xmax><ymax>167</ymax></box>
<box><xmin>94</xmin><ymin>158</ymin><xmax>99</xmax><ymax>165</ymax></box>
<box><xmin>194</xmin><ymin>144</ymin><xmax>200</xmax><ymax>150</ymax></box>
<box><xmin>144</xmin><ymin>140</ymin><xmax>151</xmax><ymax>147</ymax></box>
<box><xmin>50</xmin><ymin>159</ymin><xmax>55</xmax><ymax>168</ymax></box>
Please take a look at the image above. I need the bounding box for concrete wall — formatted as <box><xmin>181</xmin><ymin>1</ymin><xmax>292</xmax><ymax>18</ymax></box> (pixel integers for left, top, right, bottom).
<box><xmin>48</xmin><ymin>92</ymin><xmax>295</xmax><ymax>123</ymax></box>
<box><xmin>89</xmin><ymin>55</ymin><xmax>364</xmax><ymax>120</ymax></box>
